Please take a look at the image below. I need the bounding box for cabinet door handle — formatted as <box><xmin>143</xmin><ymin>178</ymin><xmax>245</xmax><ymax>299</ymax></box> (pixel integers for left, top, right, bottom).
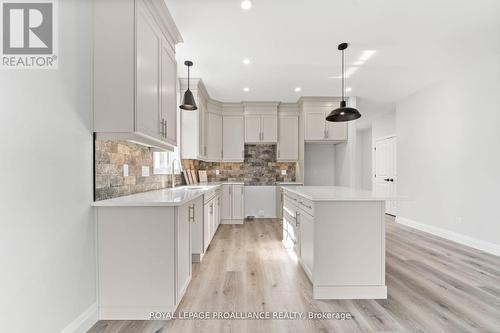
<box><xmin>164</xmin><ymin>119</ymin><xmax>167</xmax><ymax>138</ymax></box>
<box><xmin>160</xmin><ymin>119</ymin><xmax>164</xmax><ymax>137</ymax></box>
<box><xmin>188</xmin><ymin>204</ymin><xmax>195</xmax><ymax>222</ymax></box>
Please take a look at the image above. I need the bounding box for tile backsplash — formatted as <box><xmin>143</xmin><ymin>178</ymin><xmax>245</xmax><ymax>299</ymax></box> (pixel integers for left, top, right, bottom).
<box><xmin>182</xmin><ymin>144</ymin><xmax>296</xmax><ymax>185</ymax></box>
<box><xmin>95</xmin><ymin>141</ymin><xmax>183</xmax><ymax>201</ymax></box>
<box><xmin>95</xmin><ymin>142</ymin><xmax>296</xmax><ymax>201</ymax></box>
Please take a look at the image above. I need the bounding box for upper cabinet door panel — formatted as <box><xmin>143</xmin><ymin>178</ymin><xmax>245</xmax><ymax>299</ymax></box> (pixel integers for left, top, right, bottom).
<box><xmin>325</xmin><ymin>117</ymin><xmax>348</xmax><ymax>141</ymax></box>
<box><xmin>304</xmin><ymin>111</ymin><xmax>326</xmax><ymax>141</ymax></box>
<box><xmin>245</xmin><ymin>115</ymin><xmax>261</xmax><ymax>143</ymax></box>
<box><xmin>261</xmin><ymin>115</ymin><xmax>277</xmax><ymax>143</ymax></box>
<box><xmin>136</xmin><ymin>5</ymin><xmax>161</xmax><ymax>140</ymax></box>
<box><xmin>161</xmin><ymin>42</ymin><xmax>177</xmax><ymax>146</ymax></box>
<box><xmin>206</xmin><ymin>112</ymin><xmax>222</xmax><ymax>161</ymax></box>
<box><xmin>278</xmin><ymin>116</ymin><xmax>298</xmax><ymax>161</ymax></box>
<box><xmin>223</xmin><ymin>116</ymin><xmax>244</xmax><ymax>161</ymax></box>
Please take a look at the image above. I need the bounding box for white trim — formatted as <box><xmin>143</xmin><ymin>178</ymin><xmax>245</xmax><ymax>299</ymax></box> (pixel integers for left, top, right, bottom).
<box><xmin>220</xmin><ymin>219</ymin><xmax>244</xmax><ymax>225</ymax></box>
<box><xmin>313</xmin><ymin>285</ymin><xmax>387</xmax><ymax>299</ymax></box>
<box><xmin>60</xmin><ymin>302</ymin><xmax>98</xmax><ymax>333</ymax></box>
<box><xmin>396</xmin><ymin>216</ymin><xmax>500</xmax><ymax>257</ymax></box>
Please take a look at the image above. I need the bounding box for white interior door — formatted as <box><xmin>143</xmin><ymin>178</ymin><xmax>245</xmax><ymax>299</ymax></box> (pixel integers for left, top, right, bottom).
<box><xmin>374</xmin><ymin>136</ymin><xmax>397</xmax><ymax>215</ymax></box>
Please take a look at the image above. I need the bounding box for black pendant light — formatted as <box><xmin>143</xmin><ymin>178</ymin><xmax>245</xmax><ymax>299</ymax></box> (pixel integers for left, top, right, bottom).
<box><xmin>326</xmin><ymin>43</ymin><xmax>361</xmax><ymax>122</ymax></box>
<box><xmin>179</xmin><ymin>60</ymin><xmax>198</xmax><ymax>111</ymax></box>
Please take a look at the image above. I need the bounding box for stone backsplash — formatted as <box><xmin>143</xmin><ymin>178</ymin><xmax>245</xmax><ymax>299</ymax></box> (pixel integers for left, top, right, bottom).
<box><xmin>182</xmin><ymin>144</ymin><xmax>296</xmax><ymax>185</ymax></box>
<box><xmin>95</xmin><ymin>140</ymin><xmax>183</xmax><ymax>201</ymax></box>
<box><xmin>95</xmin><ymin>142</ymin><xmax>296</xmax><ymax>201</ymax></box>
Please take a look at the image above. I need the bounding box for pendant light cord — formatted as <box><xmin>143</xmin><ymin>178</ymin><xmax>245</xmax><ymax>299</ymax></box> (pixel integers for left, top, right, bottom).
<box><xmin>341</xmin><ymin>48</ymin><xmax>344</xmax><ymax>102</ymax></box>
<box><xmin>187</xmin><ymin>65</ymin><xmax>190</xmax><ymax>90</ymax></box>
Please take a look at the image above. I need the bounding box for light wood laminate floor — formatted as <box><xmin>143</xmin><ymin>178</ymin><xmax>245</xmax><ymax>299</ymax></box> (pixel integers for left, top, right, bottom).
<box><xmin>88</xmin><ymin>217</ymin><xmax>500</xmax><ymax>333</ymax></box>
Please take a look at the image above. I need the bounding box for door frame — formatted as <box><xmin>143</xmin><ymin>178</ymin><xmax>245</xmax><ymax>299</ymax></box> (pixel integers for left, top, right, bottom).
<box><xmin>373</xmin><ymin>135</ymin><xmax>397</xmax><ymax>216</ymax></box>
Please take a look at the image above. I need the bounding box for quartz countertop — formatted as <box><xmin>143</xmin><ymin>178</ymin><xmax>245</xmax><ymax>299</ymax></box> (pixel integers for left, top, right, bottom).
<box><xmin>92</xmin><ymin>183</ymin><xmax>225</xmax><ymax>207</ymax></box>
<box><xmin>276</xmin><ymin>182</ymin><xmax>304</xmax><ymax>185</ymax></box>
<box><xmin>283</xmin><ymin>186</ymin><xmax>400</xmax><ymax>201</ymax></box>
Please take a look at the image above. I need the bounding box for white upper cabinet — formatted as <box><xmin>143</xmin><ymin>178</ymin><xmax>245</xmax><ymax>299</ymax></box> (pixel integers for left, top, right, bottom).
<box><xmin>206</xmin><ymin>102</ymin><xmax>223</xmax><ymax>161</ymax></box>
<box><xmin>243</xmin><ymin>102</ymin><xmax>279</xmax><ymax>144</ymax></box>
<box><xmin>244</xmin><ymin>115</ymin><xmax>261</xmax><ymax>143</ymax></box>
<box><xmin>277</xmin><ymin>115</ymin><xmax>299</xmax><ymax>161</ymax></box>
<box><xmin>222</xmin><ymin>114</ymin><xmax>244</xmax><ymax>162</ymax></box>
<box><xmin>94</xmin><ymin>0</ymin><xmax>182</xmax><ymax>151</ymax></box>
<box><xmin>302</xmin><ymin>99</ymin><xmax>348</xmax><ymax>143</ymax></box>
<box><xmin>325</xmin><ymin>120</ymin><xmax>347</xmax><ymax>141</ymax></box>
<box><xmin>161</xmin><ymin>42</ymin><xmax>177</xmax><ymax>146</ymax></box>
<box><xmin>135</xmin><ymin>5</ymin><xmax>161</xmax><ymax>141</ymax></box>
<box><xmin>180</xmin><ymin>79</ymin><xmax>209</xmax><ymax>160</ymax></box>
<box><xmin>304</xmin><ymin>110</ymin><xmax>327</xmax><ymax>141</ymax></box>
<box><xmin>261</xmin><ymin>115</ymin><xmax>278</xmax><ymax>142</ymax></box>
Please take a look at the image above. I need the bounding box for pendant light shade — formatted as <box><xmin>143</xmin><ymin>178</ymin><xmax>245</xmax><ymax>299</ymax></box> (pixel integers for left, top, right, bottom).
<box><xmin>180</xmin><ymin>60</ymin><xmax>198</xmax><ymax>111</ymax></box>
<box><xmin>326</xmin><ymin>43</ymin><xmax>361</xmax><ymax>122</ymax></box>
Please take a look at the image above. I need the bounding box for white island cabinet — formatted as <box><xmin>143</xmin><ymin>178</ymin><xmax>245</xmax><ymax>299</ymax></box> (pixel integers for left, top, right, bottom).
<box><xmin>93</xmin><ymin>187</ymin><xmax>212</xmax><ymax>320</ymax></box>
<box><xmin>283</xmin><ymin>186</ymin><xmax>394</xmax><ymax>300</ymax></box>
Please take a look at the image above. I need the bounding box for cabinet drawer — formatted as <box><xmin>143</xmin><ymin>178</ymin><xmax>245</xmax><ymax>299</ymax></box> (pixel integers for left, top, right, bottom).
<box><xmin>297</xmin><ymin>197</ymin><xmax>314</xmax><ymax>217</ymax></box>
<box><xmin>283</xmin><ymin>198</ymin><xmax>297</xmax><ymax>218</ymax></box>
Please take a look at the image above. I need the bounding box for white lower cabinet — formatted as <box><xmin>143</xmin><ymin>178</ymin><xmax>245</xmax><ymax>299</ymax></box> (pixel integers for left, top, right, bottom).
<box><xmin>221</xmin><ymin>184</ymin><xmax>245</xmax><ymax>223</ymax></box>
<box><xmin>192</xmin><ymin>188</ymin><xmax>221</xmax><ymax>262</ymax></box>
<box><xmin>298</xmin><ymin>210</ymin><xmax>314</xmax><ymax>279</ymax></box>
<box><xmin>96</xmin><ymin>197</ymin><xmax>203</xmax><ymax>320</ymax></box>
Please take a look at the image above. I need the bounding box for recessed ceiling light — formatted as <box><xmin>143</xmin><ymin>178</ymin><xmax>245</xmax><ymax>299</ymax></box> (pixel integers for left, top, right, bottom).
<box><xmin>241</xmin><ymin>0</ymin><xmax>252</xmax><ymax>10</ymax></box>
<box><xmin>345</xmin><ymin>87</ymin><xmax>352</xmax><ymax>92</ymax></box>
<box><xmin>294</xmin><ymin>87</ymin><xmax>301</xmax><ymax>92</ymax></box>
<box><xmin>359</xmin><ymin>50</ymin><xmax>376</xmax><ymax>61</ymax></box>
<box><xmin>243</xmin><ymin>87</ymin><xmax>250</xmax><ymax>92</ymax></box>
<box><xmin>243</xmin><ymin>58</ymin><xmax>251</xmax><ymax>65</ymax></box>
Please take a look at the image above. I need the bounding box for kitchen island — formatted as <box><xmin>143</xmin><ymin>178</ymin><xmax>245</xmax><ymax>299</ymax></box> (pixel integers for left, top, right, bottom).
<box><xmin>282</xmin><ymin>186</ymin><xmax>393</xmax><ymax>300</ymax></box>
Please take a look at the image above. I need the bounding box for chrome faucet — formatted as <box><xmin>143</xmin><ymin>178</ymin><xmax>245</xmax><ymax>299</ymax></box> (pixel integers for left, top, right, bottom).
<box><xmin>171</xmin><ymin>158</ymin><xmax>179</xmax><ymax>188</ymax></box>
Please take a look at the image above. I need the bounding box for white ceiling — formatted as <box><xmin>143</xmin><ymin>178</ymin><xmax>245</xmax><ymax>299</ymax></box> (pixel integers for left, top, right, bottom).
<box><xmin>166</xmin><ymin>0</ymin><xmax>500</xmax><ymax>105</ymax></box>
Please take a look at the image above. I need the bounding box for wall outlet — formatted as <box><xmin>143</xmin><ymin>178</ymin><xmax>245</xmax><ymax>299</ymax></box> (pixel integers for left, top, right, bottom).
<box><xmin>215</xmin><ymin>169</ymin><xmax>220</xmax><ymax>175</ymax></box>
<box><xmin>281</xmin><ymin>169</ymin><xmax>287</xmax><ymax>175</ymax></box>
<box><xmin>142</xmin><ymin>166</ymin><xmax>150</xmax><ymax>177</ymax></box>
<box><xmin>123</xmin><ymin>164</ymin><xmax>129</xmax><ymax>177</ymax></box>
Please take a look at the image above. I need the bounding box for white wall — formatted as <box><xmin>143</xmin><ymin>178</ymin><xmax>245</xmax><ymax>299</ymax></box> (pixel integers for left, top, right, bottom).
<box><xmin>0</xmin><ymin>1</ymin><xmax>96</xmax><ymax>333</ymax></box>
<box><xmin>244</xmin><ymin>186</ymin><xmax>277</xmax><ymax>218</ymax></box>
<box><xmin>396</xmin><ymin>53</ymin><xmax>500</xmax><ymax>252</ymax></box>
<box><xmin>355</xmin><ymin>128</ymin><xmax>373</xmax><ymax>190</ymax></box>
<box><xmin>304</xmin><ymin>143</ymin><xmax>335</xmax><ymax>185</ymax></box>
<box><xmin>372</xmin><ymin>111</ymin><xmax>396</xmax><ymax>141</ymax></box>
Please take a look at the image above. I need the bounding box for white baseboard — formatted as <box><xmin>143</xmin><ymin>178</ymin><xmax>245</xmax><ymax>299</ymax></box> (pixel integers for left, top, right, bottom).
<box><xmin>395</xmin><ymin>216</ymin><xmax>500</xmax><ymax>257</ymax></box>
<box><xmin>220</xmin><ymin>219</ymin><xmax>244</xmax><ymax>225</ymax></box>
<box><xmin>313</xmin><ymin>285</ymin><xmax>387</xmax><ymax>300</ymax></box>
<box><xmin>60</xmin><ymin>302</ymin><xmax>98</xmax><ymax>333</ymax></box>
